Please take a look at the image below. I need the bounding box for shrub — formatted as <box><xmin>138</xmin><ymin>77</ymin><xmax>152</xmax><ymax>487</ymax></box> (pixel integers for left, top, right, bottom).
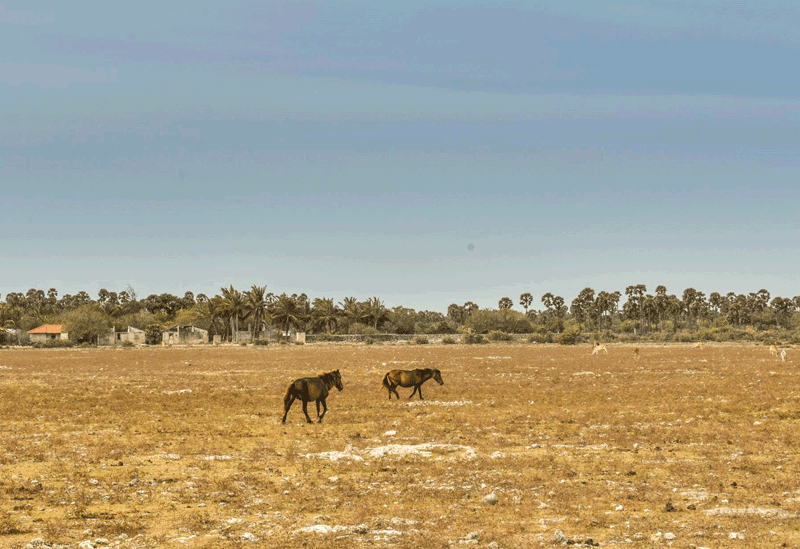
<box><xmin>413</xmin><ymin>336</ymin><xmax>429</xmax><ymax>345</ymax></box>
<box><xmin>441</xmin><ymin>336</ymin><xmax>457</xmax><ymax>345</ymax></box>
<box><xmin>555</xmin><ymin>328</ymin><xmax>582</xmax><ymax>345</ymax></box>
<box><xmin>464</xmin><ymin>308</ymin><xmax>534</xmax><ymax>334</ymax></box>
<box><xmin>253</xmin><ymin>338</ymin><xmax>269</xmax><ymax>346</ymax></box>
<box><xmin>120</xmin><ymin>340</ymin><xmax>135</xmax><ymax>348</ymax></box>
<box><xmin>145</xmin><ymin>324</ymin><xmax>163</xmax><ymax>345</ymax></box>
<box><xmin>463</xmin><ymin>332</ymin><xmax>486</xmax><ymax>344</ymax></box>
<box><xmin>34</xmin><ymin>339</ymin><xmax>75</xmax><ymax>349</ymax></box>
<box><xmin>527</xmin><ymin>333</ymin><xmax>550</xmax><ymax>344</ymax></box>
<box><xmin>487</xmin><ymin>330</ymin><xmax>514</xmax><ymax>342</ymax></box>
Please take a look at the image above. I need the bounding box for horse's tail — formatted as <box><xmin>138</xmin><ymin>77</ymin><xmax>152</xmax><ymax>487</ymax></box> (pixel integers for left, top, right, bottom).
<box><xmin>381</xmin><ymin>372</ymin><xmax>392</xmax><ymax>393</ymax></box>
<box><xmin>283</xmin><ymin>382</ymin><xmax>296</xmax><ymax>408</ymax></box>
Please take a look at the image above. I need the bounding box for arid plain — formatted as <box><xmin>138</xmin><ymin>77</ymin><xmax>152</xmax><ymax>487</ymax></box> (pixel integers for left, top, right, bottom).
<box><xmin>1</xmin><ymin>342</ymin><xmax>799</xmax><ymax>548</ymax></box>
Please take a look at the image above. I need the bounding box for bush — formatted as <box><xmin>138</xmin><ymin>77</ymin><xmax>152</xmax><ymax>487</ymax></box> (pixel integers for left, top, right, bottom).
<box><xmin>120</xmin><ymin>340</ymin><xmax>135</xmax><ymax>348</ymax></box>
<box><xmin>463</xmin><ymin>332</ymin><xmax>486</xmax><ymax>344</ymax></box>
<box><xmin>145</xmin><ymin>324</ymin><xmax>163</xmax><ymax>345</ymax></box>
<box><xmin>442</xmin><ymin>336</ymin><xmax>457</xmax><ymax>345</ymax></box>
<box><xmin>487</xmin><ymin>330</ymin><xmax>514</xmax><ymax>342</ymax></box>
<box><xmin>527</xmin><ymin>333</ymin><xmax>551</xmax><ymax>344</ymax></box>
<box><xmin>253</xmin><ymin>338</ymin><xmax>269</xmax><ymax>346</ymax></box>
<box><xmin>556</xmin><ymin>328</ymin><xmax>582</xmax><ymax>345</ymax></box>
<box><xmin>413</xmin><ymin>336</ymin><xmax>429</xmax><ymax>345</ymax></box>
<box><xmin>33</xmin><ymin>339</ymin><xmax>75</xmax><ymax>349</ymax></box>
<box><xmin>464</xmin><ymin>308</ymin><xmax>534</xmax><ymax>334</ymax></box>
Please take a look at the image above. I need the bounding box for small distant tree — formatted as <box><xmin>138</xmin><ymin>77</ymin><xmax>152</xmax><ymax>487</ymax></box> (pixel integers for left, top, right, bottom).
<box><xmin>145</xmin><ymin>324</ymin><xmax>162</xmax><ymax>345</ymax></box>
<box><xmin>498</xmin><ymin>297</ymin><xmax>513</xmax><ymax>310</ymax></box>
<box><xmin>519</xmin><ymin>292</ymin><xmax>533</xmax><ymax>315</ymax></box>
<box><xmin>60</xmin><ymin>304</ymin><xmax>111</xmax><ymax>344</ymax></box>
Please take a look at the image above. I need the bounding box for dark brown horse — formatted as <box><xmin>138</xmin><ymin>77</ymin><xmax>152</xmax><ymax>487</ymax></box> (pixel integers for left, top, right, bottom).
<box><xmin>282</xmin><ymin>370</ymin><xmax>343</xmax><ymax>424</ymax></box>
<box><xmin>382</xmin><ymin>368</ymin><xmax>443</xmax><ymax>400</ymax></box>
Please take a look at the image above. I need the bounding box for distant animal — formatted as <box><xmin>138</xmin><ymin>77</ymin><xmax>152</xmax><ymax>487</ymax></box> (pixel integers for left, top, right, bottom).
<box><xmin>282</xmin><ymin>370</ymin><xmax>343</xmax><ymax>424</ymax></box>
<box><xmin>692</xmin><ymin>342</ymin><xmax>703</xmax><ymax>349</ymax></box>
<box><xmin>592</xmin><ymin>342</ymin><xmax>608</xmax><ymax>355</ymax></box>
<box><xmin>382</xmin><ymin>368</ymin><xmax>444</xmax><ymax>400</ymax></box>
<box><xmin>781</xmin><ymin>349</ymin><xmax>788</xmax><ymax>362</ymax></box>
<box><xmin>769</xmin><ymin>344</ymin><xmax>779</xmax><ymax>357</ymax></box>
<box><xmin>633</xmin><ymin>347</ymin><xmax>640</xmax><ymax>360</ymax></box>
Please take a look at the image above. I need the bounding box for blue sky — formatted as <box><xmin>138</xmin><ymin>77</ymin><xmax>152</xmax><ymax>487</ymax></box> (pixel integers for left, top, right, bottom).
<box><xmin>2</xmin><ymin>1</ymin><xmax>799</xmax><ymax>312</ymax></box>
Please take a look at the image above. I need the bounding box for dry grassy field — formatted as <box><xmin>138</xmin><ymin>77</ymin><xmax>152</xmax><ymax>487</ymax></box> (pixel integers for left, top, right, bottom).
<box><xmin>1</xmin><ymin>342</ymin><xmax>799</xmax><ymax>548</ymax></box>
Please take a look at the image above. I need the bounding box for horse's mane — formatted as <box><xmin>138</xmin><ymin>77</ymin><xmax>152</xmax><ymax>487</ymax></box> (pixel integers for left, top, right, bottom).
<box><xmin>317</xmin><ymin>370</ymin><xmax>339</xmax><ymax>388</ymax></box>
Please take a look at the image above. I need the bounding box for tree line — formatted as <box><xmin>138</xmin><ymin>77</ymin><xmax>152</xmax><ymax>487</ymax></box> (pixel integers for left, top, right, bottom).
<box><xmin>1</xmin><ymin>284</ymin><xmax>798</xmax><ymax>345</ymax></box>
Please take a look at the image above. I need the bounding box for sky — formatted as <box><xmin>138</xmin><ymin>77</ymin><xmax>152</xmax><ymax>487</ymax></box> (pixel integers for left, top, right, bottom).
<box><xmin>1</xmin><ymin>0</ymin><xmax>799</xmax><ymax>313</ymax></box>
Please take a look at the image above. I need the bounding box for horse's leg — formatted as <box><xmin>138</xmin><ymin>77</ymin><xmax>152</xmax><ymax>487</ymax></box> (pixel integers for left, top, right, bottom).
<box><xmin>318</xmin><ymin>398</ymin><xmax>327</xmax><ymax>422</ymax></box>
<box><xmin>301</xmin><ymin>398</ymin><xmax>313</xmax><ymax>424</ymax></box>
<box><xmin>281</xmin><ymin>394</ymin><xmax>295</xmax><ymax>423</ymax></box>
<box><xmin>390</xmin><ymin>382</ymin><xmax>400</xmax><ymax>400</ymax></box>
<box><xmin>417</xmin><ymin>384</ymin><xmax>424</xmax><ymax>400</ymax></box>
<box><xmin>409</xmin><ymin>385</ymin><xmax>419</xmax><ymax>399</ymax></box>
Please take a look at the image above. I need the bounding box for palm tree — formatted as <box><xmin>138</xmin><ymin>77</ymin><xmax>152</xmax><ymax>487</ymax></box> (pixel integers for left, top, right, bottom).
<box><xmin>245</xmin><ymin>285</ymin><xmax>270</xmax><ymax>340</ymax></box>
<box><xmin>271</xmin><ymin>294</ymin><xmax>301</xmax><ymax>337</ymax></box>
<box><xmin>220</xmin><ymin>285</ymin><xmax>247</xmax><ymax>342</ymax></box>
<box><xmin>519</xmin><ymin>293</ymin><xmax>533</xmax><ymax>314</ymax></box>
<box><xmin>339</xmin><ymin>297</ymin><xmax>362</xmax><ymax>332</ymax></box>
<box><xmin>312</xmin><ymin>297</ymin><xmax>340</xmax><ymax>333</ymax></box>
<box><xmin>364</xmin><ymin>297</ymin><xmax>389</xmax><ymax>330</ymax></box>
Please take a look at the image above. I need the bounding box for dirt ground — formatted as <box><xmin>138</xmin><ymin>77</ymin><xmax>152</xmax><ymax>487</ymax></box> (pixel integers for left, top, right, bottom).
<box><xmin>1</xmin><ymin>342</ymin><xmax>799</xmax><ymax>548</ymax></box>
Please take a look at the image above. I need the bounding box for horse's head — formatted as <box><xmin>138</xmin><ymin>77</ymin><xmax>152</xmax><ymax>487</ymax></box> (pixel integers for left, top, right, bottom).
<box><xmin>332</xmin><ymin>369</ymin><xmax>344</xmax><ymax>391</ymax></box>
<box><xmin>433</xmin><ymin>369</ymin><xmax>444</xmax><ymax>385</ymax></box>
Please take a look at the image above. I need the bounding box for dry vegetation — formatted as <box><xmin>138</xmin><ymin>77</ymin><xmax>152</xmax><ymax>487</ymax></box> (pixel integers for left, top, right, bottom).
<box><xmin>1</xmin><ymin>342</ymin><xmax>799</xmax><ymax>548</ymax></box>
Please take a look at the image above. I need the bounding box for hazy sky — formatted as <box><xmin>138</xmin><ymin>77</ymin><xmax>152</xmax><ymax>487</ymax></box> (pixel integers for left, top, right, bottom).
<box><xmin>2</xmin><ymin>1</ymin><xmax>799</xmax><ymax>312</ymax></box>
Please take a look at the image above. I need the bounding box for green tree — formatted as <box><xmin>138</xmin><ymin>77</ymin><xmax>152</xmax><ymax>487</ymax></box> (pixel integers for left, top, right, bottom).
<box><xmin>61</xmin><ymin>304</ymin><xmax>111</xmax><ymax>344</ymax></box>
<box><xmin>364</xmin><ymin>296</ymin><xmax>389</xmax><ymax>330</ymax></box>
<box><xmin>464</xmin><ymin>308</ymin><xmax>534</xmax><ymax>334</ymax></box>
<box><xmin>447</xmin><ymin>303</ymin><xmax>466</xmax><ymax>326</ymax></box>
<box><xmin>339</xmin><ymin>297</ymin><xmax>363</xmax><ymax>332</ymax></box>
<box><xmin>498</xmin><ymin>297</ymin><xmax>514</xmax><ymax>310</ymax></box>
<box><xmin>245</xmin><ymin>285</ymin><xmax>270</xmax><ymax>339</ymax></box>
<box><xmin>145</xmin><ymin>324</ymin><xmax>163</xmax><ymax>345</ymax></box>
<box><xmin>388</xmin><ymin>306</ymin><xmax>417</xmax><ymax>334</ymax></box>
<box><xmin>625</xmin><ymin>284</ymin><xmax>647</xmax><ymax>334</ymax></box>
<box><xmin>220</xmin><ymin>286</ymin><xmax>247</xmax><ymax>342</ymax></box>
<box><xmin>312</xmin><ymin>297</ymin><xmax>340</xmax><ymax>333</ymax></box>
<box><xmin>271</xmin><ymin>293</ymin><xmax>301</xmax><ymax>337</ymax></box>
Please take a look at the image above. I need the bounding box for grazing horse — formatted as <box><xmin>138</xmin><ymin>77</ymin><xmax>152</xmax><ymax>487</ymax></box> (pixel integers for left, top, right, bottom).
<box><xmin>382</xmin><ymin>368</ymin><xmax>444</xmax><ymax>400</ymax></box>
<box><xmin>592</xmin><ymin>342</ymin><xmax>608</xmax><ymax>355</ymax></box>
<box><xmin>282</xmin><ymin>370</ymin><xmax>343</xmax><ymax>424</ymax></box>
<box><xmin>633</xmin><ymin>347</ymin><xmax>640</xmax><ymax>360</ymax></box>
<box><xmin>769</xmin><ymin>344</ymin><xmax>779</xmax><ymax>357</ymax></box>
<box><xmin>692</xmin><ymin>342</ymin><xmax>704</xmax><ymax>349</ymax></box>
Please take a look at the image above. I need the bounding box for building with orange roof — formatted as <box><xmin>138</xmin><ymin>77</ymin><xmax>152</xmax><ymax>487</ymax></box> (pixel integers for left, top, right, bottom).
<box><xmin>27</xmin><ymin>324</ymin><xmax>69</xmax><ymax>344</ymax></box>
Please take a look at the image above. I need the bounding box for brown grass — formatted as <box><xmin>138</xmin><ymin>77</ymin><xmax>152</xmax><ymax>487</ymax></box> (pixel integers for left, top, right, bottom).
<box><xmin>1</xmin><ymin>342</ymin><xmax>799</xmax><ymax>548</ymax></box>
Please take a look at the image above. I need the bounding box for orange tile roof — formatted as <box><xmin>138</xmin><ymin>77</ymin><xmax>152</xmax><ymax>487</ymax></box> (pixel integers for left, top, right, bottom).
<box><xmin>28</xmin><ymin>324</ymin><xmax>65</xmax><ymax>334</ymax></box>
